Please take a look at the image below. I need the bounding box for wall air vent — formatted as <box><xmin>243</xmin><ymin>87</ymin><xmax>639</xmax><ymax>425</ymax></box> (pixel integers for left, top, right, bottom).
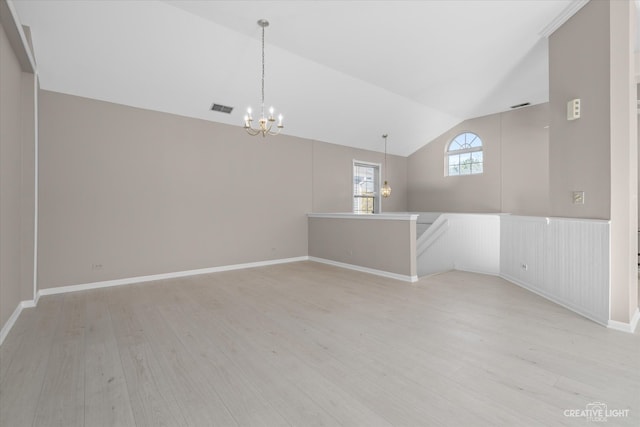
<box><xmin>510</xmin><ymin>102</ymin><xmax>531</xmax><ymax>109</ymax></box>
<box><xmin>210</xmin><ymin>103</ymin><xmax>234</xmax><ymax>114</ymax></box>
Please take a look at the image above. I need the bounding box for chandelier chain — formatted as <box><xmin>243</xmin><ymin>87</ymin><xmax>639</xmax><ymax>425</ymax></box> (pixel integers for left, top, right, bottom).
<box><xmin>261</xmin><ymin>24</ymin><xmax>265</xmax><ymax>117</ymax></box>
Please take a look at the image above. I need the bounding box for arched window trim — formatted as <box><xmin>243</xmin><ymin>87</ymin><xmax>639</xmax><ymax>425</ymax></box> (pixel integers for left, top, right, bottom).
<box><xmin>445</xmin><ymin>132</ymin><xmax>484</xmax><ymax>176</ymax></box>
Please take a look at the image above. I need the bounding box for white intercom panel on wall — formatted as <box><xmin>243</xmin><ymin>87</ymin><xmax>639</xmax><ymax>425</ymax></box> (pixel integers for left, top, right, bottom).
<box><xmin>567</xmin><ymin>98</ymin><xmax>581</xmax><ymax>120</ymax></box>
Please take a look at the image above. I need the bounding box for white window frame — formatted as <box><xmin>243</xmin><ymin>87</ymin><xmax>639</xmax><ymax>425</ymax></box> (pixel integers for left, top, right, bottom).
<box><xmin>445</xmin><ymin>132</ymin><xmax>484</xmax><ymax>177</ymax></box>
<box><xmin>352</xmin><ymin>160</ymin><xmax>382</xmax><ymax>214</ymax></box>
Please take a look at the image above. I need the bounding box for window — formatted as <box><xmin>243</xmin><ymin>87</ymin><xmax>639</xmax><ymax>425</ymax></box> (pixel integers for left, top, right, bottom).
<box><xmin>353</xmin><ymin>161</ymin><xmax>380</xmax><ymax>214</ymax></box>
<box><xmin>446</xmin><ymin>132</ymin><xmax>483</xmax><ymax>176</ymax></box>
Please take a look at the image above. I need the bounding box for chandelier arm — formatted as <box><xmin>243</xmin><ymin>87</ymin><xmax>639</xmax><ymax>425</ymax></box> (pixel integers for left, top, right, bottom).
<box><xmin>245</xmin><ymin>127</ymin><xmax>261</xmax><ymax>136</ymax></box>
<box><xmin>267</xmin><ymin>127</ymin><xmax>282</xmax><ymax>136</ymax></box>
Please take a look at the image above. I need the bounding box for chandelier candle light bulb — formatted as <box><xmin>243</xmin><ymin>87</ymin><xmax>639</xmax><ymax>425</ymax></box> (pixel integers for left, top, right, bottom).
<box><xmin>243</xmin><ymin>19</ymin><xmax>284</xmax><ymax>137</ymax></box>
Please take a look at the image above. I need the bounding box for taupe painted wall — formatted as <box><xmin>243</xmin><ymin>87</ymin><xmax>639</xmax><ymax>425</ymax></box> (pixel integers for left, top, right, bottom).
<box><xmin>37</xmin><ymin>91</ymin><xmax>408</xmax><ymax>289</ymax></box>
<box><xmin>548</xmin><ymin>0</ymin><xmax>610</xmax><ymax>220</ymax></box>
<box><xmin>0</xmin><ymin>21</ymin><xmax>21</xmax><ymax>328</ymax></box>
<box><xmin>407</xmin><ymin>113</ymin><xmax>502</xmax><ymax>213</ymax></box>
<box><xmin>312</xmin><ymin>140</ymin><xmax>407</xmax><ymax>213</ymax></box>
<box><xmin>501</xmin><ymin>104</ymin><xmax>550</xmax><ymax>216</ymax></box>
<box><xmin>407</xmin><ymin>103</ymin><xmax>549</xmax><ymax>215</ymax></box>
<box><xmin>308</xmin><ymin>217</ymin><xmax>416</xmax><ymax>277</ymax></box>
<box><xmin>38</xmin><ymin>91</ymin><xmax>311</xmax><ymax>288</ymax></box>
<box><xmin>0</xmin><ymin>21</ymin><xmax>35</xmax><ymax>328</ymax></box>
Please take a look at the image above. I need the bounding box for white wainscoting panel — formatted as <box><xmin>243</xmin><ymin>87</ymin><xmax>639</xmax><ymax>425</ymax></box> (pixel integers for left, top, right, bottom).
<box><xmin>500</xmin><ymin>216</ymin><xmax>547</xmax><ymax>291</ymax></box>
<box><xmin>417</xmin><ymin>214</ymin><xmax>501</xmax><ymax>277</ymax></box>
<box><xmin>500</xmin><ymin>216</ymin><xmax>610</xmax><ymax>325</ymax></box>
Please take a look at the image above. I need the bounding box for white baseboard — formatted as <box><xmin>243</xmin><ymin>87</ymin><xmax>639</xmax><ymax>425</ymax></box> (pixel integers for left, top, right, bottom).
<box><xmin>500</xmin><ymin>273</ymin><xmax>639</xmax><ymax>334</ymax></box>
<box><xmin>499</xmin><ymin>273</ymin><xmax>609</xmax><ymax>327</ymax></box>
<box><xmin>608</xmin><ymin>308</ymin><xmax>640</xmax><ymax>333</ymax></box>
<box><xmin>37</xmin><ymin>256</ymin><xmax>309</xmax><ymax>297</ymax></box>
<box><xmin>0</xmin><ymin>300</ymin><xmax>36</xmax><ymax>346</ymax></box>
<box><xmin>309</xmin><ymin>256</ymin><xmax>418</xmax><ymax>283</ymax></box>
<box><xmin>0</xmin><ymin>256</ymin><xmax>308</xmax><ymax>346</ymax></box>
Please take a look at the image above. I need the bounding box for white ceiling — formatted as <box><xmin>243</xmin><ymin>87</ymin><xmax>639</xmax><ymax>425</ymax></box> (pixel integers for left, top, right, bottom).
<box><xmin>12</xmin><ymin>0</ymin><xmax>586</xmax><ymax>156</ymax></box>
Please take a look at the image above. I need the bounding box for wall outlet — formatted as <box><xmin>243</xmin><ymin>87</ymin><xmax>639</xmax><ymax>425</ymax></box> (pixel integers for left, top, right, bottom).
<box><xmin>572</xmin><ymin>191</ymin><xmax>585</xmax><ymax>204</ymax></box>
<box><xmin>521</xmin><ymin>263</ymin><xmax>528</xmax><ymax>271</ymax></box>
<box><xmin>91</xmin><ymin>263</ymin><xmax>103</xmax><ymax>270</ymax></box>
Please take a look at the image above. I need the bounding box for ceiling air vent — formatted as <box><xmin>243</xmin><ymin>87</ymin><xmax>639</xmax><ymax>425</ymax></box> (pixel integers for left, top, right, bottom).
<box><xmin>210</xmin><ymin>103</ymin><xmax>234</xmax><ymax>114</ymax></box>
<box><xmin>510</xmin><ymin>102</ymin><xmax>531</xmax><ymax>109</ymax></box>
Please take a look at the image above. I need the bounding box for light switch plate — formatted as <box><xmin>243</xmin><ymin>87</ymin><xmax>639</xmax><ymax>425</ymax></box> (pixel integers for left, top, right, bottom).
<box><xmin>572</xmin><ymin>191</ymin><xmax>585</xmax><ymax>204</ymax></box>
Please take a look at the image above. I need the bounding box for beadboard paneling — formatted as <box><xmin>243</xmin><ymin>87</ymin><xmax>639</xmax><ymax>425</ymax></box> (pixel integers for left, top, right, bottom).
<box><xmin>500</xmin><ymin>215</ymin><xmax>610</xmax><ymax>325</ymax></box>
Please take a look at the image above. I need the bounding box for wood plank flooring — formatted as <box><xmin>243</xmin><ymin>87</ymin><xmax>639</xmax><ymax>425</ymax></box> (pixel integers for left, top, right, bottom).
<box><xmin>1</xmin><ymin>261</ymin><xmax>639</xmax><ymax>426</ymax></box>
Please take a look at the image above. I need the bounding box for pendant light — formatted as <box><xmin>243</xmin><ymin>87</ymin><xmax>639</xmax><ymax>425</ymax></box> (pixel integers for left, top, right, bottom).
<box><xmin>381</xmin><ymin>134</ymin><xmax>392</xmax><ymax>198</ymax></box>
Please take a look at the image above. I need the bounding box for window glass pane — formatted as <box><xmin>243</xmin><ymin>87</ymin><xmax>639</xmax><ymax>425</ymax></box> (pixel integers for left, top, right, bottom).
<box><xmin>445</xmin><ymin>132</ymin><xmax>483</xmax><ymax>177</ymax></box>
<box><xmin>353</xmin><ymin>163</ymin><xmax>379</xmax><ymax>213</ymax></box>
<box><xmin>448</xmin><ymin>132</ymin><xmax>483</xmax><ymax>152</ymax></box>
<box><xmin>464</xmin><ymin>133</ymin><xmax>473</xmax><ymax>145</ymax></box>
<box><xmin>354</xmin><ymin>165</ymin><xmax>374</xmax><ymax>196</ymax></box>
<box><xmin>449</xmin><ymin>141</ymin><xmax>459</xmax><ymax>151</ymax></box>
<box><xmin>468</xmin><ymin>135</ymin><xmax>481</xmax><ymax>148</ymax></box>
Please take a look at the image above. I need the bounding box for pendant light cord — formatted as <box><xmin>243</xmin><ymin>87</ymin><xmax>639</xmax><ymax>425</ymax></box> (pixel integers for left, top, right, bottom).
<box><xmin>384</xmin><ymin>134</ymin><xmax>388</xmax><ymax>180</ymax></box>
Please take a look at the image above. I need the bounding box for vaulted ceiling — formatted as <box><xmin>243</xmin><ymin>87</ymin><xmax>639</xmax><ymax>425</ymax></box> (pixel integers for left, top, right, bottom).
<box><xmin>12</xmin><ymin>0</ymin><xmax>588</xmax><ymax>155</ymax></box>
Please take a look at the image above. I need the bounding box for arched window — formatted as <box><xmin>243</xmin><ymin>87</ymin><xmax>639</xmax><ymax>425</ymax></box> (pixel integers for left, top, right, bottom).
<box><xmin>446</xmin><ymin>132</ymin><xmax>483</xmax><ymax>176</ymax></box>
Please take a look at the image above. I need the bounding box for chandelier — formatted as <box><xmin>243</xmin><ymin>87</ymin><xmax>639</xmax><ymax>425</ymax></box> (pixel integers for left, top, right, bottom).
<box><xmin>243</xmin><ymin>19</ymin><xmax>283</xmax><ymax>137</ymax></box>
<box><xmin>381</xmin><ymin>134</ymin><xmax>392</xmax><ymax>198</ymax></box>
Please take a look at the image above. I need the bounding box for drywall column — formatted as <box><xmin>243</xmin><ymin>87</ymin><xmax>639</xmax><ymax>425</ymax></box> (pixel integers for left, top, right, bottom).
<box><xmin>0</xmin><ymin>0</ymin><xmax>37</xmax><ymax>336</ymax></box>
<box><xmin>19</xmin><ymin>72</ymin><xmax>36</xmax><ymax>303</ymax></box>
<box><xmin>609</xmin><ymin>0</ymin><xmax>638</xmax><ymax>324</ymax></box>
<box><xmin>549</xmin><ymin>0</ymin><xmax>637</xmax><ymax>325</ymax></box>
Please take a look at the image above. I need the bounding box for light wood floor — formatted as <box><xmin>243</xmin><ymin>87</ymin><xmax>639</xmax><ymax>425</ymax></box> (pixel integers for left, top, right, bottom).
<box><xmin>1</xmin><ymin>261</ymin><xmax>639</xmax><ymax>426</ymax></box>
